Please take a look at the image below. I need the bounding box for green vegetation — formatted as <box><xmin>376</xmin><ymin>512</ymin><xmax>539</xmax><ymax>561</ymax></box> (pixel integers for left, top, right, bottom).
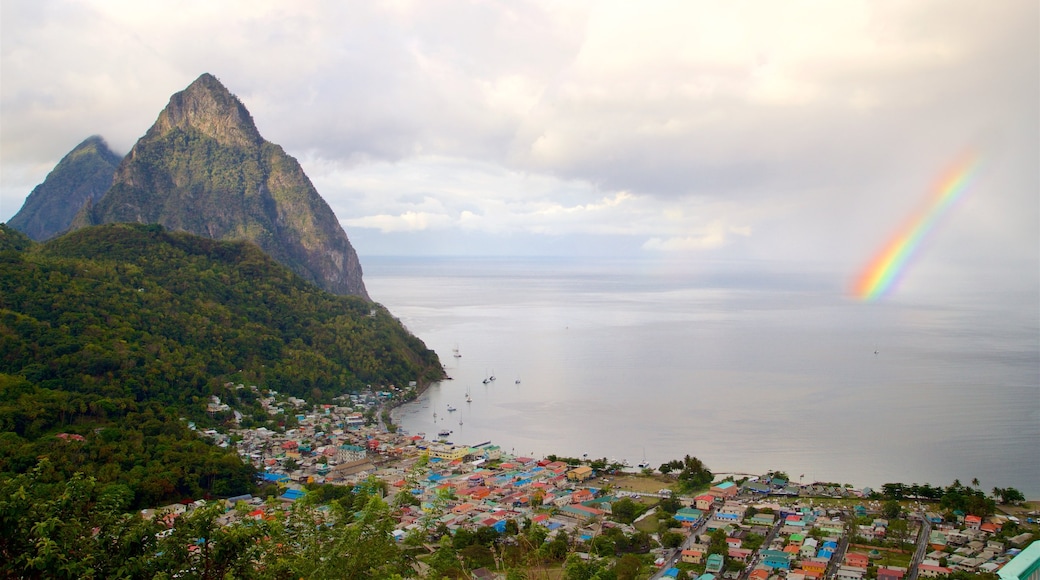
<box><xmin>0</xmin><ymin>223</ymin><xmax>443</xmax><ymax>507</ymax></box>
<box><xmin>659</xmin><ymin>454</ymin><xmax>713</xmax><ymax>492</ymax></box>
<box><xmin>875</xmin><ymin>480</ymin><xmax>1013</xmax><ymax>516</ymax></box>
<box><xmin>0</xmin><ymin>463</ymin><xmax>408</xmax><ymax>579</ymax></box>
<box><xmin>81</xmin><ymin>73</ymin><xmax>370</xmax><ymax>297</ymax></box>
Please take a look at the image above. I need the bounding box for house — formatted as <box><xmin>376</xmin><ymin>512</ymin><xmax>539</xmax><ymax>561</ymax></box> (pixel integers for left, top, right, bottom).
<box><xmin>710</xmin><ymin>481</ymin><xmax>738</xmax><ymax>498</ymax></box>
<box><xmin>801</xmin><ymin>537</ymin><xmax>820</xmax><ymax>558</ymax></box>
<box><xmin>567</xmin><ymin>466</ymin><xmax>594</xmax><ymax>482</ymax></box>
<box><xmin>998</xmin><ymin>541</ymin><xmax>1040</xmax><ymax>580</ymax></box>
<box><xmin>729</xmin><ymin>548</ymin><xmax>752</xmax><ymax>561</ymax></box>
<box><xmin>877</xmin><ymin>567</ymin><xmax>907</xmax><ymax>580</ymax></box>
<box><xmin>751</xmin><ymin>512</ymin><xmax>776</xmax><ymax>526</ymax></box>
<box><xmin>917</xmin><ymin>564</ymin><xmax>952</xmax><ymax>578</ymax></box>
<box><xmin>802</xmin><ymin>559</ymin><xmax>829</xmax><ymax>574</ymax></box>
<box><xmin>749</xmin><ymin>569</ymin><xmax>770</xmax><ymax>580</ymax></box>
<box><xmin>706</xmin><ymin>553</ymin><xmax>725</xmax><ymax>573</ymax></box>
<box><xmin>845</xmin><ymin>552</ymin><xmax>870</xmax><ymax>569</ymax></box>
<box><xmin>337</xmin><ymin>444</ymin><xmax>366</xmax><ymax>463</ymax></box>
<box><xmin>715</xmin><ymin>501</ymin><xmax>746</xmax><ymax>521</ymax></box>
<box><xmin>964</xmin><ymin>515</ymin><xmax>983</xmax><ymax>530</ymax></box>
<box><xmin>682</xmin><ymin>545</ymin><xmax>708</xmax><ymax>564</ymax></box>
<box><xmin>675</xmin><ymin>507</ymin><xmax>705</xmax><ymax>524</ymax></box>
<box><xmin>571</xmin><ymin>489</ymin><xmax>594</xmax><ymax>504</ymax></box>
<box><xmin>695</xmin><ymin>494</ymin><xmax>716</xmax><ymax>510</ymax></box>
<box><xmin>836</xmin><ymin>567</ymin><xmax>867</xmax><ymax>580</ymax></box>
<box><xmin>560</xmin><ymin>504</ymin><xmax>604</xmax><ymax>520</ymax></box>
<box><xmin>761</xmin><ymin>550</ymin><xmax>792</xmax><ymax>570</ymax></box>
<box><xmin>744</xmin><ymin>481</ymin><xmax>772</xmax><ymax>494</ymax></box>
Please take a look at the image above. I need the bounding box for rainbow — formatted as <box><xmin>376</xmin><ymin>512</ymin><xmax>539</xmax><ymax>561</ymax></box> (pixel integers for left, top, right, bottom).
<box><xmin>853</xmin><ymin>153</ymin><xmax>980</xmax><ymax>300</ymax></box>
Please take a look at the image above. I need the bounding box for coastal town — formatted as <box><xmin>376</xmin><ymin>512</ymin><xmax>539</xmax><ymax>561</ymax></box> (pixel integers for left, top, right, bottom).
<box><xmin>138</xmin><ymin>384</ymin><xmax>1038</xmax><ymax>580</ymax></box>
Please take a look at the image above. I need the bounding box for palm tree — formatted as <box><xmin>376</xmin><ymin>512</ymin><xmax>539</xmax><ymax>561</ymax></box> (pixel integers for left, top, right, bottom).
<box><xmin>971</xmin><ymin>477</ymin><xmax>980</xmax><ymax>489</ymax></box>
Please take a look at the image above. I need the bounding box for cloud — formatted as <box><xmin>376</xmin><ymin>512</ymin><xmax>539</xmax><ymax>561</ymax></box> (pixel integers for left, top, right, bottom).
<box><xmin>0</xmin><ymin>0</ymin><xmax>1034</xmax><ymax>283</ymax></box>
<box><xmin>643</xmin><ymin>222</ymin><xmax>752</xmax><ymax>252</ymax></box>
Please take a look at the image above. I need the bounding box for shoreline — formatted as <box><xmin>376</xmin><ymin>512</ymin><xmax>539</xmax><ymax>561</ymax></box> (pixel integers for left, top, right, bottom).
<box><xmin>388</xmin><ymin>379</ymin><xmax>1039</xmax><ymax>504</ymax></box>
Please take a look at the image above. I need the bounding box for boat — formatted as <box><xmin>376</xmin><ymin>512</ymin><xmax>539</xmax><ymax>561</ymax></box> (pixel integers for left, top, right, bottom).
<box><xmin>465</xmin><ymin>390</ymin><xmax>472</xmax><ymax>403</ymax></box>
<box><xmin>458</xmin><ymin>420</ymin><xmax>463</xmax><ymax>426</ymax></box>
<box><xmin>638</xmin><ymin>447</ymin><xmax>650</xmax><ymax>469</ymax></box>
<box><xmin>515</xmin><ymin>377</ymin><xmax>521</xmax><ymax>384</ymax></box>
<box><xmin>438</xmin><ymin>429</ymin><xmax>452</xmax><ymax>437</ymax></box>
<box><xmin>453</xmin><ymin>344</ymin><xmax>461</xmax><ymax>358</ymax></box>
<box><xmin>447</xmin><ymin>404</ymin><xmax>457</xmax><ymax>412</ymax></box>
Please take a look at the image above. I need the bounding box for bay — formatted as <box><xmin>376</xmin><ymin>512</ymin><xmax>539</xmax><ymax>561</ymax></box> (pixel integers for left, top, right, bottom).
<box><xmin>365</xmin><ymin>256</ymin><xmax>1040</xmax><ymax>497</ymax></box>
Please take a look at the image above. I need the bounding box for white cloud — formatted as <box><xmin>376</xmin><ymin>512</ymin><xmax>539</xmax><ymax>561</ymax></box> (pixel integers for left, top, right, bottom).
<box><xmin>642</xmin><ymin>222</ymin><xmax>752</xmax><ymax>252</ymax></box>
<box><xmin>0</xmin><ymin>0</ymin><xmax>1034</xmax><ymax>282</ymax></box>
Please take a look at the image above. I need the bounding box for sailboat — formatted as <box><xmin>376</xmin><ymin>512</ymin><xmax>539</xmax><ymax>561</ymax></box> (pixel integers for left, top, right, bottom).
<box><xmin>515</xmin><ymin>377</ymin><xmax>521</xmax><ymax>385</ymax></box>
<box><xmin>453</xmin><ymin>344</ymin><xmax>462</xmax><ymax>358</ymax></box>
<box><xmin>465</xmin><ymin>388</ymin><xmax>472</xmax><ymax>403</ymax></box>
<box><xmin>637</xmin><ymin>447</ymin><xmax>650</xmax><ymax>469</ymax></box>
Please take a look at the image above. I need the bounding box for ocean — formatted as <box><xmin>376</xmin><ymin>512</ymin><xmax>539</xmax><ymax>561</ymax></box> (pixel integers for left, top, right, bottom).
<box><xmin>365</xmin><ymin>256</ymin><xmax>1039</xmax><ymax>497</ymax></box>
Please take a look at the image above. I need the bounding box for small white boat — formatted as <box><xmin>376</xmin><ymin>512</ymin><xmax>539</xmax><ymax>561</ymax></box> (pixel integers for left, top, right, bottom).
<box><xmin>438</xmin><ymin>429</ymin><xmax>451</xmax><ymax>437</ymax></box>
<box><xmin>447</xmin><ymin>404</ymin><xmax>457</xmax><ymax>412</ymax></box>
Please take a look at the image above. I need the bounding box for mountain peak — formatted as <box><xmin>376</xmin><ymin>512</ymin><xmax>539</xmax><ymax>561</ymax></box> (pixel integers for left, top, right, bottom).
<box><xmin>148</xmin><ymin>73</ymin><xmax>261</xmax><ymax>148</ymax></box>
<box><xmin>7</xmin><ymin>135</ymin><xmax>121</xmax><ymax>241</ymax></box>
<box><xmin>83</xmin><ymin>74</ymin><xmax>370</xmax><ymax>299</ymax></box>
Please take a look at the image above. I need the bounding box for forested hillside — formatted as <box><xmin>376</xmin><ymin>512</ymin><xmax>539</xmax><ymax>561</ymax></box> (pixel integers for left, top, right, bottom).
<box><xmin>0</xmin><ymin>223</ymin><xmax>443</xmax><ymax>507</ymax></box>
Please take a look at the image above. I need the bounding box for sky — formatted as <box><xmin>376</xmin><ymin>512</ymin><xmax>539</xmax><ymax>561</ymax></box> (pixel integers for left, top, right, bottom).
<box><xmin>1</xmin><ymin>0</ymin><xmax>1037</xmax><ymax>297</ymax></box>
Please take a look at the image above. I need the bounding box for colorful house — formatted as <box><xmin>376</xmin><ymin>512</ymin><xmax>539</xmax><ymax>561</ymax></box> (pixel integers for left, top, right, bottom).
<box><xmin>675</xmin><ymin>507</ymin><xmax>705</xmax><ymax>524</ymax></box>
<box><xmin>706</xmin><ymin>553</ymin><xmax>725</xmax><ymax>573</ymax></box>
<box><xmin>567</xmin><ymin>466</ymin><xmax>594</xmax><ymax>482</ymax></box>
<box><xmin>682</xmin><ymin>546</ymin><xmax>708</xmax><ymax>564</ymax></box>
<box><xmin>845</xmin><ymin>552</ymin><xmax>869</xmax><ymax>569</ymax></box>
<box><xmin>695</xmin><ymin>494</ymin><xmax>715</xmax><ymax>510</ymax></box>
<box><xmin>802</xmin><ymin>559</ymin><xmax>829</xmax><ymax>574</ymax></box>
<box><xmin>877</xmin><ymin>567</ymin><xmax>907</xmax><ymax>580</ymax></box>
<box><xmin>710</xmin><ymin>481</ymin><xmax>738</xmax><ymax>498</ymax></box>
<box><xmin>761</xmin><ymin>550</ymin><xmax>792</xmax><ymax>570</ymax></box>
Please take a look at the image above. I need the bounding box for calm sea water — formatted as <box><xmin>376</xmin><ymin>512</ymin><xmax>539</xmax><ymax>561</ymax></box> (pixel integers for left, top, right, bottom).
<box><xmin>365</xmin><ymin>256</ymin><xmax>1039</xmax><ymax>497</ymax></box>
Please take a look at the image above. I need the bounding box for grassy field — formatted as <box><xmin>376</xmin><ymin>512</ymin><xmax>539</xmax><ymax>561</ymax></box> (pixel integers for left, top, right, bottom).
<box><xmin>601</xmin><ymin>473</ymin><xmax>676</xmax><ymax>495</ymax></box>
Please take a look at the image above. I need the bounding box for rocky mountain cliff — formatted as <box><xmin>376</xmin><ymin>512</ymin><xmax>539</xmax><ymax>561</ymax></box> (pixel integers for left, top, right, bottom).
<box><xmin>7</xmin><ymin>136</ymin><xmax>120</xmax><ymax>241</ymax></box>
<box><xmin>74</xmin><ymin>73</ymin><xmax>369</xmax><ymax>299</ymax></box>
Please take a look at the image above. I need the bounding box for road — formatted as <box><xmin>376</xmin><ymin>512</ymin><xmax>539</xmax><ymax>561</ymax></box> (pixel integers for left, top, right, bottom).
<box><xmin>650</xmin><ymin>506</ymin><xmax>715</xmax><ymax>580</ymax></box>
<box><xmin>906</xmin><ymin>515</ymin><xmax>931</xmax><ymax>580</ymax></box>
<box><xmin>738</xmin><ymin>518</ymin><xmax>784</xmax><ymax>580</ymax></box>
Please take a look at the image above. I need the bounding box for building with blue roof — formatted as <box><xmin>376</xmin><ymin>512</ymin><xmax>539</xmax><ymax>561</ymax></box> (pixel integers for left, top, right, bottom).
<box><xmin>279</xmin><ymin>488</ymin><xmax>305</xmax><ymax>502</ymax></box>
